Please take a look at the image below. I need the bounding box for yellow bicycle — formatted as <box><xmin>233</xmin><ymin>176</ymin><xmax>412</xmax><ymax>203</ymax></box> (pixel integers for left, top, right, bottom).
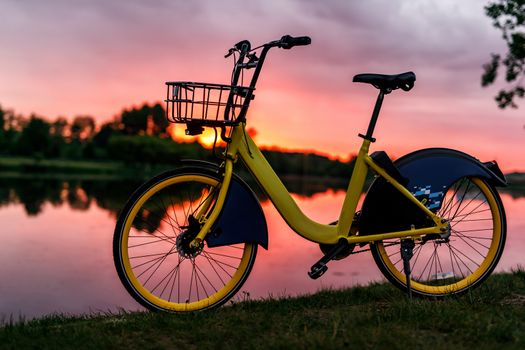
<box><xmin>113</xmin><ymin>35</ymin><xmax>507</xmax><ymax>312</ymax></box>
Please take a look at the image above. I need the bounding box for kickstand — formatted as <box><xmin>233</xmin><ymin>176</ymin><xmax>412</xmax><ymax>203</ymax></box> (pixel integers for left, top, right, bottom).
<box><xmin>400</xmin><ymin>239</ymin><xmax>415</xmax><ymax>299</ymax></box>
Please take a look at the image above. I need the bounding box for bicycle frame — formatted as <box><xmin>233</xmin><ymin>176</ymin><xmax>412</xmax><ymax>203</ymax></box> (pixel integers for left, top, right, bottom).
<box><xmin>191</xmin><ymin>123</ymin><xmax>449</xmax><ymax>247</ymax></box>
<box><xmin>116</xmin><ymin>36</ymin><xmax>507</xmax><ymax>312</ymax></box>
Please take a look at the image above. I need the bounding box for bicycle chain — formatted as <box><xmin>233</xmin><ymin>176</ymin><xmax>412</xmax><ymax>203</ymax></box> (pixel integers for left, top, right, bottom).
<box><xmin>346</xmin><ymin>242</ymin><xmax>400</xmax><ymax>256</ymax></box>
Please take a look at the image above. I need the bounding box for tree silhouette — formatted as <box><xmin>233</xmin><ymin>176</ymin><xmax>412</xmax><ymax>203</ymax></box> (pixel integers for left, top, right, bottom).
<box><xmin>0</xmin><ymin>107</ymin><xmax>19</xmax><ymax>153</ymax></box>
<box><xmin>121</xmin><ymin>103</ymin><xmax>168</xmax><ymax>136</ymax></box>
<box><xmin>71</xmin><ymin>115</ymin><xmax>96</xmax><ymax>141</ymax></box>
<box><xmin>0</xmin><ymin>106</ymin><xmax>5</xmax><ymax>149</ymax></box>
<box><xmin>482</xmin><ymin>0</ymin><xmax>525</xmax><ymax>108</ymax></box>
<box><xmin>15</xmin><ymin>115</ymin><xmax>51</xmax><ymax>156</ymax></box>
<box><xmin>0</xmin><ymin>105</ymin><xmax>5</xmax><ymax>132</ymax></box>
<box><xmin>50</xmin><ymin>117</ymin><xmax>68</xmax><ymax>137</ymax></box>
<box><xmin>150</xmin><ymin>103</ymin><xmax>169</xmax><ymax>136</ymax></box>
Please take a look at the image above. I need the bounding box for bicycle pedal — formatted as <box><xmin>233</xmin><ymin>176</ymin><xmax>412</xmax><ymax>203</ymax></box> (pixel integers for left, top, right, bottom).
<box><xmin>308</xmin><ymin>238</ymin><xmax>349</xmax><ymax>280</ymax></box>
<box><xmin>308</xmin><ymin>264</ymin><xmax>328</xmax><ymax>279</ymax></box>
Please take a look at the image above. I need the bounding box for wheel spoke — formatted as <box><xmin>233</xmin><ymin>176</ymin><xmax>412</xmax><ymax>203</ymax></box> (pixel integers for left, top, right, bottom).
<box><xmin>153</xmin><ymin>259</ymin><xmax>183</xmax><ymax>295</ymax></box>
<box><xmin>128</xmin><ymin>236</ymin><xmax>174</xmax><ymax>248</ymax></box>
<box><xmin>132</xmin><ymin>248</ymin><xmax>179</xmax><ymax>270</ymax></box>
<box><xmin>158</xmin><ymin>193</ymin><xmax>180</xmax><ymax>238</ymax></box>
<box><xmin>441</xmin><ymin>178</ymin><xmax>466</xmax><ymax>218</ymax></box>
<box><xmin>202</xmin><ymin>252</ymin><xmax>235</xmax><ymax>277</ymax></box>
<box><xmin>453</xmin><ymin>231</ymin><xmax>492</xmax><ymax>249</ymax></box>
<box><xmin>448</xmin><ymin>245</ymin><xmax>474</xmax><ymax>274</ymax></box>
<box><xmin>439</xmin><ymin>178</ymin><xmax>465</xmax><ymax>216</ymax></box>
<box><xmin>206</xmin><ymin>251</ymin><xmax>243</xmax><ymax>260</ymax></box>
<box><xmin>194</xmin><ymin>259</ymin><xmax>219</xmax><ymax>294</ymax></box>
<box><xmin>134</xmin><ymin>214</ymin><xmax>178</xmax><ymax>244</ymax></box>
<box><xmin>451</xmin><ymin>200</ymin><xmax>487</xmax><ymax>227</ymax></box>
<box><xmin>451</xmin><ymin>208</ymin><xmax>491</xmax><ymax>220</ymax></box>
<box><xmin>449</xmin><ymin>180</ymin><xmax>472</xmax><ymax>220</ymax></box>
<box><xmin>410</xmin><ymin>244</ymin><xmax>424</xmax><ymax>274</ymax></box>
<box><xmin>453</xmin><ymin>231</ymin><xmax>489</xmax><ymax>258</ymax></box>
<box><xmin>151</xmin><ymin>197</ymin><xmax>182</xmax><ymax>232</ymax></box>
<box><xmin>452</xmin><ymin>191</ymin><xmax>483</xmax><ymax>220</ymax></box>
<box><xmin>203</xmin><ymin>251</ymin><xmax>227</xmax><ymax>286</ymax></box>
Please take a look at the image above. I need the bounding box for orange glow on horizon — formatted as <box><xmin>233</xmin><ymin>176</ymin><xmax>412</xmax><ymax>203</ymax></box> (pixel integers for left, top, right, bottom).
<box><xmin>258</xmin><ymin>144</ymin><xmax>356</xmax><ymax>163</ymax></box>
<box><xmin>167</xmin><ymin>123</ymin><xmax>356</xmax><ymax>161</ymax></box>
<box><xmin>168</xmin><ymin>124</ymin><xmax>225</xmax><ymax>149</ymax></box>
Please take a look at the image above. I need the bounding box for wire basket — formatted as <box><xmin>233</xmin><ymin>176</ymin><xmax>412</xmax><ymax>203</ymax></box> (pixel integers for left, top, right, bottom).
<box><xmin>165</xmin><ymin>82</ymin><xmax>254</xmax><ymax>127</ymax></box>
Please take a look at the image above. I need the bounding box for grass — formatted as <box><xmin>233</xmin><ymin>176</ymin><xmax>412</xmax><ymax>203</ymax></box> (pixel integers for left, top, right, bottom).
<box><xmin>0</xmin><ymin>156</ymin><xmax>122</xmax><ymax>171</ymax></box>
<box><xmin>1</xmin><ymin>270</ymin><xmax>524</xmax><ymax>349</ymax></box>
<box><xmin>0</xmin><ymin>156</ymin><xmax>175</xmax><ymax>179</ymax></box>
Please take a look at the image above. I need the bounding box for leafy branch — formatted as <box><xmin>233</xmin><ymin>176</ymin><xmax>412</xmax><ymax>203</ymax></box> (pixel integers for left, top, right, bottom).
<box><xmin>482</xmin><ymin>0</ymin><xmax>525</xmax><ymax>108</ymax></box>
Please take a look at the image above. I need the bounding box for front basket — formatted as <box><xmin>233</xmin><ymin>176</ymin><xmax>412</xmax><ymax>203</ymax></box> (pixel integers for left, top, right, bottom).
<box><xmin>165</xmin><ymin>82</ymin><xmax>254</xmax><ymax>127</ymax></box>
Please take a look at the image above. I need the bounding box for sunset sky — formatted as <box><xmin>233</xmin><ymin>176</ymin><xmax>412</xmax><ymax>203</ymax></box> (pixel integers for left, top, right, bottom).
<box><xmin>1</xmin><ymin>0</ymin><xmax>523</xmax><ymax>172</ymax></box>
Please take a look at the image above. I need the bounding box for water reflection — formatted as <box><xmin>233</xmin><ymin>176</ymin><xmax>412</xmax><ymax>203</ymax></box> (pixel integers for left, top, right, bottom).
<box><xmin>0</xmin><ymin>175</ymin><xmax>350</xmax><ymax>218</ymax></box>
<box><xmin>0</xmin><ymin>177</ymin><xmax>142</xmax><ymax>217</ymax></box>
<box><xmin>0</xmin><ymin>175</ymin><xmax>523</xmax><ymax>319</ymax></box>
<box><xmin>501</xmin><ymin>186</ymin><xmax>525</xmax><ymax>199</ymax></box>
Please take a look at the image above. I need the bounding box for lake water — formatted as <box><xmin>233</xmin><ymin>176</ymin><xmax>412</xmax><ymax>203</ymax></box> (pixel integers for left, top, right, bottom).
<box><xmin>0</xmin><ymin>177</ymin><xmax>523</xmax><ymax>319</ymax></box>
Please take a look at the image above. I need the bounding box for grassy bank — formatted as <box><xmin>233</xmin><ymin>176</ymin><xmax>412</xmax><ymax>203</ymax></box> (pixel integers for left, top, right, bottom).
<box><xmin>1</xmin><ymin>270</ymin><xmax>524</xmax><ymax>349</ymax></box>
<box><xmin>0</xmin><ymin>156</ymin><xmax>176</xmax><ymax>179</ymax></box>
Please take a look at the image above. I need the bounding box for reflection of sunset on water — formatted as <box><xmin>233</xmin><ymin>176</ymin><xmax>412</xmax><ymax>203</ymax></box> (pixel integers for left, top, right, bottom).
<box><xmin>1</xmin><ymin>184</ymin><xmax>523</xmax><ymax>318</ymax></box>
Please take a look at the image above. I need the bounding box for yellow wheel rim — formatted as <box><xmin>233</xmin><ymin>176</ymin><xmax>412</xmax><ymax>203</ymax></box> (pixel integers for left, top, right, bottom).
<box><xmin>376</xmin><ymin>177</ymin><xmax>503</xmax><ymax>295</ymax></box>
<box><xmin>118</xmin><ymin>174</ymin><xmax>255</xmax><ymax>311</ymax></box>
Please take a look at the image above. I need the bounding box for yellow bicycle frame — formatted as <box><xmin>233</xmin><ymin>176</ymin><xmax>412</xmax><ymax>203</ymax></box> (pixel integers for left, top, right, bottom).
<box><xmin>192</xmin><ymin>123</ymin><xmax>449</xmax><ymax>247</ymax></box>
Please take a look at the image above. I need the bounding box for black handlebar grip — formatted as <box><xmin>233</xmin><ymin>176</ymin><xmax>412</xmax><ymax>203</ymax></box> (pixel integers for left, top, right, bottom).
<box><xmin>280</xmin><ymin>35</ymin><xmax>311</xmax><ymax>49</ymax></box>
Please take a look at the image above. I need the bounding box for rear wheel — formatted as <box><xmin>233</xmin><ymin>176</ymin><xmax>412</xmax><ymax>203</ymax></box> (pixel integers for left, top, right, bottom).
<box><xmin>113</xmin><ymin>168</ymin><xmax>257</xmax><ymax>312</ymax></box>
<box><xmin>371</xmin><ymin>177</ymin><xmax>506</xmax><ymax>297</ymax></box>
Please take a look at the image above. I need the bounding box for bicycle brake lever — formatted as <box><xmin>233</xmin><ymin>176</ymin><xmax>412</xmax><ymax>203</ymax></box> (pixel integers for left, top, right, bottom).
<box><xmin>234</xmin><ymin>40</ymin><xmax>251</xmax><ymax>54</ymax></box>
<box><xmin>224</xmin><ymin>48</ymin><xmax>235</xmax><ymax>58</ymax></box>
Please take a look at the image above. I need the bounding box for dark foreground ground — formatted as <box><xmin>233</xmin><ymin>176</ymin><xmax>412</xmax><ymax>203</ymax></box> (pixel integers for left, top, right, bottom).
<box><xmin>1</xmin><ymin>270</ymin><xmax>524</xmax><ymax>349</ymax></box>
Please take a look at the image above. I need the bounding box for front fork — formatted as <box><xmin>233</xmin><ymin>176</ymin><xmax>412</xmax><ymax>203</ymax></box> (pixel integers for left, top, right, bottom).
<box><xmin>189</xmin><ymin>159</ymin><xmax>234</xmax><ymax>248</ymax></box>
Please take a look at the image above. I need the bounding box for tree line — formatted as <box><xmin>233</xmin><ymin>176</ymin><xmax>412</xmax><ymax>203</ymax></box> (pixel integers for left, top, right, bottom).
<box><xmin>0</xmin><ymin>103</ymin><xmax>355</xmax><ymax>177</ymax></box>
<box><xmin>0</xmin><ymin>103</ymin><xmax>208</xmax><ymax>163</ymax></box>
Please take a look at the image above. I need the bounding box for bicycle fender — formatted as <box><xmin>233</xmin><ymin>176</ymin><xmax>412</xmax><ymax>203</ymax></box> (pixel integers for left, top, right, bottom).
<box><xmin>179</xmin><ymin>160</ymin><xmax>269</xmax><ymax>249</ymax></box>
<box><xmin>360</xmin><ymin>148</ymin><xmax>506</xmax><ymax>236</ymax></box>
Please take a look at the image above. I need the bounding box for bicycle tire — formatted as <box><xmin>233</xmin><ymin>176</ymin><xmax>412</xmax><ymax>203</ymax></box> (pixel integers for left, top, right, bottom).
<box><xmin>370</xmin><ymin>176</ymin><xmax>506</xmax><ymax>297</ymax></box>
<box><xmin>113</xmin><ymin>168</ymin><xmax>257</xmax><ymax>312</ymax></box>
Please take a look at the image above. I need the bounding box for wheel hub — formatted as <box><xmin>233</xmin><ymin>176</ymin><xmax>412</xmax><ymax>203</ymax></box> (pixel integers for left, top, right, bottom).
<box><xmin>176</xmin><ymin>228</ymin><xmax>204</xmax><ymax>258</ymax></box>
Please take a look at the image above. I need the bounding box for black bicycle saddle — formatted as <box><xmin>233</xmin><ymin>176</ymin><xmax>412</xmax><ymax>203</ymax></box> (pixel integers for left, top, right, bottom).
<box><xmin>353</xmin><ymin>72</ymin><xmax>416</xmax><ymax>92</ymax></box>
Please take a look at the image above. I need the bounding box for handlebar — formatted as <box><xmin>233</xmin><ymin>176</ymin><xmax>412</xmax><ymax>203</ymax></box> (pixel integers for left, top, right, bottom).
<box><xmin>224</xmin><ymin>35</ymin><xmax>311</xmax><ymax>115</ymax></box>
<box><xmin>278</xmin><ymin>35</ymin><xmax>311</xmax><ymax>49</ymax></box>
<box><xmin>225</xmin><ymin>34</ymin><xmax>311</xmax><ymax>57</ymax></box>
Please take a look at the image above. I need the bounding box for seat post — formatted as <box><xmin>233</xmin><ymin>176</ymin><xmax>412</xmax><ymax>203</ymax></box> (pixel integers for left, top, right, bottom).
<box><xmin>360</xmin><ymin>90</ymin><xmax>386</xmax><ymax>142</ymax></box>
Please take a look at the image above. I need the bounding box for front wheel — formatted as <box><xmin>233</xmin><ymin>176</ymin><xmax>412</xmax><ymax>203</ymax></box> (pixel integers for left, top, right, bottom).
<box><xmin>371</xmin><ymin>177</ymin><xmax>506</xmax><ymax>297</ymax></box>
<box><xmin>113</xmin><ymin>168</ymin><xmax>257</xmax><ymax>312</ymax></box>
